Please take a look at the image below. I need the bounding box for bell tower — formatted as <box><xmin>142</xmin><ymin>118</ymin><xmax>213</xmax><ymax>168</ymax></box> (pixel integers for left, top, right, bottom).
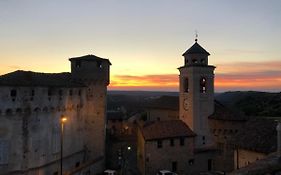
<box><xmin>179</xmin><ymin>39</ymin><xmax>215</xmax><ymax>148</ymax></box>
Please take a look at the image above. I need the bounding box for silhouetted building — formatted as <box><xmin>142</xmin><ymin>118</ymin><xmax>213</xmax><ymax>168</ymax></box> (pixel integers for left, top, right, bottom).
<box><xmin>0</xmin><ymin>54</ymin><xmax>111</xmax><ymax>175</ymax></box>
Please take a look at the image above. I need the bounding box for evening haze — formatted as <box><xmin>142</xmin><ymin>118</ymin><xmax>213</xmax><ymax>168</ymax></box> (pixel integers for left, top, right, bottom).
<box><xmin>0</xmin><ymin>0</ymin><xmax>280</xmax><ymax>92</ymax></box>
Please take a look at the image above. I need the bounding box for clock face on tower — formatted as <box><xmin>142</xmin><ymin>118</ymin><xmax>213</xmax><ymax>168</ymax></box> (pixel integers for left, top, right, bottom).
<box><xmin>183</xmin><ymin>98</ymin><xmax>188</xmax><ymax>111</ymax></box>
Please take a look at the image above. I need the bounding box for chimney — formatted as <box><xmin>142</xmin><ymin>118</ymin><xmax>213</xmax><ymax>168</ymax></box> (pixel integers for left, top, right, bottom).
<box><xmin>277</xmin><ymin>122</ymin><xmax>281</xmax><ymax>157</ymax></box>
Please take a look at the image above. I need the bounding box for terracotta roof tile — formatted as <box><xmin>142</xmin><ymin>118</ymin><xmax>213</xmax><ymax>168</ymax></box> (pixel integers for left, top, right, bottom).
<box><xmin>141</xmin><ymin>120</ymin><xmax>196</xmax><ymax>141</ymax></box>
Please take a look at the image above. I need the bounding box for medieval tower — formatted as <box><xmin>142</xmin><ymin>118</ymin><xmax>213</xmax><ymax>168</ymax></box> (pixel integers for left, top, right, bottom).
<box><xmin>179</xmin><ymin>39</ymin><xmax>215</xmax><ymax>148</ymax></box>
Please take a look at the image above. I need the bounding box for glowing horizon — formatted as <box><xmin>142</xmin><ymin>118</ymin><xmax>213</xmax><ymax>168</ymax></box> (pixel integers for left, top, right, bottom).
<box><xmin>0</xmin><ymin>0</ymin><xmax>280</xmax><ymax>92</ymax></box>
<box><xmin>109</xmin><ymin>60</ymin><xmax>281</xmax><ymax>92</ymax></box>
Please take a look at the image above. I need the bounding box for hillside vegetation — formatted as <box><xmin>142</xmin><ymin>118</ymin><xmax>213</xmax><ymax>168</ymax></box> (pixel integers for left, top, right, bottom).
<box><xmin>216</xmin><ymin>91</ymin><xmax>281</xmax><ymax>118</ymax></box>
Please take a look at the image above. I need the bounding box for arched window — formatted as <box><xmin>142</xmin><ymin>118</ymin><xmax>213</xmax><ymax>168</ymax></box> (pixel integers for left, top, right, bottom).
<box><xmin>192</xmin><ymin>59</ymin><xmax>198</xmax><ymax>63</ymax></box>
<box><xmin>183</xmin><ymin>78</ymin><xmax>189</xmax><ymax>93</ymax></box>
<box><xmin>200</xmin><ymin>77</ymin><xmax>207</xmax><ymax>93</ymax></box>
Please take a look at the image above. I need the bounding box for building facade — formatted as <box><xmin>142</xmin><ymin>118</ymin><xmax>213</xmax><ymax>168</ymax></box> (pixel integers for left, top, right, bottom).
<box><xmin>137</xmin><ymin>120</ymin><xmax>195</xmax><ymax>175</ymax></box>
<box><xmin>0</xmin><ymin>55</ymin><xmax>111</xmax><ymax>175</ymax></box>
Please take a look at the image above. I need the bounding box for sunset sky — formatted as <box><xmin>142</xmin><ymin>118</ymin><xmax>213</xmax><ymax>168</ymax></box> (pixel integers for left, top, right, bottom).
<box><xmin>0</xmin><ymin>0</ymin><xmax>280</xmax><ymax>92</ymax></box>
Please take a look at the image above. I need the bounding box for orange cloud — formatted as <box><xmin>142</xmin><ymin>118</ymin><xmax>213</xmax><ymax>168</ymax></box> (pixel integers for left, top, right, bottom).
<box><xmin>109</xmin><ymin>61</ymin><xmax>281</xmax><ymax>92</ymax></box>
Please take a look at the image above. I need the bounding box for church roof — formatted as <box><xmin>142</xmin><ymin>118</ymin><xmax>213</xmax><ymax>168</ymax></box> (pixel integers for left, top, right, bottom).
<box><xmin>209</xmin><ymin>100</ymin><xmax>248</xmax><ymax>121</ymax></box>
<box><xmin>69</xmin><ymin>54</ymin><xmax>111</xmax><ymax>65</ymax></box>
<box><xmin>182</xmin><ymin>41</ymin><xmax>210</xmax><ymax>56</ymax></box>
<box><xmin>0</xmin><ymin>70</ymin><xmax>85</xmax><ymax>87</ymax></box>
<box><xmin>140</xmin><ymin>120</ymin><xmax>196</xmax><ymax>141</ymax></box>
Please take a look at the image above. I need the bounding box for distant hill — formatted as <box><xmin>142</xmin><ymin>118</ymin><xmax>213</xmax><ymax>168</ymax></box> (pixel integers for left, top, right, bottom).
<box><xmin>216</xmin><ymin>91</ymin><xmax>281</xmax><ymax>118</ymax></box>
<box><xmin>107</xmin><ymin>91</ymin><xmax>178</xmax><ymax>114</ymax></box>
<box><xmin>108</xmin><ymin>90</ymin><xmax>281</xmax><ymax>118</ymax></box>
<box><xmin>108</xmin><ymin>90</ymin><xmax>178</xmax><ymax>97</ymax></box>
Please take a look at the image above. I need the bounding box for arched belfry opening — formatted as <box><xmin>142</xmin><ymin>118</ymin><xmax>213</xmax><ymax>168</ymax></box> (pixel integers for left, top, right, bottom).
<box><xmin>200</xmin><ymin>77</ymin><xmax>207</xmax><ymax>93</ymax></box>
<box><xmin>184</xmin><ymin>77</ymin><xmax>189</xmax><ymax>93</ymax></box>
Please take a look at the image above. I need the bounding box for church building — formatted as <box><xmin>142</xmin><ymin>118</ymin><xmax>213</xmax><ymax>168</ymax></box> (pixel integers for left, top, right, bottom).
<box><xmin>137</xmin><ymin>39</ymin><xmax>218</xmax><ymax>175</ymax></box>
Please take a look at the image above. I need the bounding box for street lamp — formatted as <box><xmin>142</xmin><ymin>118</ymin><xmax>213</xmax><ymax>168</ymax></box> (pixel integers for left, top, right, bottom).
<box><xmin>60</xmin><ymin>116</ymin><xmax>67</xmax><ymax>175</ymax></box>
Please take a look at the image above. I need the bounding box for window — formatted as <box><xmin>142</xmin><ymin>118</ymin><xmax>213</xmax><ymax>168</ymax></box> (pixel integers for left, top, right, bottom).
<box><xmin>183</xmin><ymin>78</ymin><xmax>189</xmax><ymax>93</ymax></box>
<box><xmin>170</xmin><ymin>139</ymin><xmax>174</xmax><ymax>147</ymax></box>
<box><xmin>180</xmin><ymin>137</ymin><xmax>185</xmax><ymax>146</ymax></box>
<box><xmin>75</xmin><ymin>60</ymin><xmax>81</xmax><ymax>68</ymax></box>
<box><xmin>208</xmin><ymin>159</ymin><xmax>213</xmax><ymax>171</ymax></box>
<box><xmin>201</xmin><ymin>59</ymin><xmax>205</xmax><ymax>63</ymax></box>
<box><xmin>172</xmin><ymin>161</ymin><xmax>177</xmax><ymax>172</ymax></box>
<box><xmin>75</xmin><ymin>161</ymin><xmax>80</xmax><ymax>167</ymax></box>
<box><xmin>0</xmin><ymin>140</ymin><xmax>9</xmax><ymax>164</ymax></box>
<box><xmin>200</xmin><ymin>77</ymin><xmax>207</xmax><ymax>93</ymax></box>
<box><xmin>202</xmin><ymin>136</ymin><xmax>206</xmax><ymax>145</ymax></box>
<box><xmin>78</xmin><ymin>89</ymin><xmax>81</xmax><ymax>96</ymax></box>
<box><xmin>69</xmin><ymin>89</ymin><xmax>73</xmax><ymax>96</ymax></box>
<box><xmin>10</xmin><ymin>89</ymin><xmax>17</xmax><ymax>97</ymax></box>
<box><xmin>48</xmin><ymin>89</ymin><xmax>52</xmax><ymax>96</ymax></box>
<box><xmin>157</xmin><ymin>140</ymin><xmax>162</xmax><ymax>148</ymax></box>
<box><xmin>97</xmin><ymin>61</ymin><xmax>102</xmax><ymax>68</ymax></box>
<box><xmin>189</xmin><ymin>159</ymin><xmax>194</xmax><ymax>165</ymax></box>
<box><xmin>192</xmin><ymin>59</ymin><xmax>198</xmax><ymax>63</ymax></box>
<box><xmin>31</xmin><ymin>89</ymin><xmax>35</xmax><ymax>96</ymax></box>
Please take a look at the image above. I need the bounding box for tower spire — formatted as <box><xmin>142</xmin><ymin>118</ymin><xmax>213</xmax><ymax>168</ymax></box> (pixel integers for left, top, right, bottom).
<box><xmin>195</xmin><ymin>30</ymin><xmax>198</xmax><ymax>42</ymax></box>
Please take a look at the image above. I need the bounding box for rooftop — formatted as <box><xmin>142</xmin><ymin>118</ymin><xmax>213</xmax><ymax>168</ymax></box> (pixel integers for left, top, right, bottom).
<box><xmin>0</xmin><ymin>70</ymin><xmax>85</xmax><ymax>87</ymax></box>
<box><xmin>229</xmin><ymin>153</ymin><xmax>281</xmax><ymax>175</ymax></box>
<box><xmin>232</xmin><ymin>118</ymin><xmax>278</xmax><ymax>154</ymax></box>
<box><xmin>69</xmin><ymin>54</ymin><xmax>111</xmax><ymax>65</ymax></box>
<box><xmin>141</xmin><ymin>120</ymin><xmax>196</xmax><ymax>141</ymax></box>
<box><xmin>209</xmin><ymin>100</ymin><xmax>248</xmax><ymax>121</ymax></box>
<box><xmin>182</xmin><ymin>41</ymin><xmax>210</xmax><ymax>56</ymax></box>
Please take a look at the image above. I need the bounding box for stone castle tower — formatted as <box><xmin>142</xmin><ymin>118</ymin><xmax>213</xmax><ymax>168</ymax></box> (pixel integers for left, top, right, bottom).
<box><xmin>179</xmin><ymin>39</ymin><xmax>215</xmax><ymax>148</ymax></box>
<box><xmin>0</xmin><ymin>54</ymin><xmax>111</xmax><ymax>174</ymax></box>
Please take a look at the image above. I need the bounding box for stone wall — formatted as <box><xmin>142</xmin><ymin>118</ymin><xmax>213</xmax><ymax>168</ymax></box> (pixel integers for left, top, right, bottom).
<box><xmin>146</xmin><ymin>109</ymin><xmax>178</xmax><ymax>122</ymax></box>
<box><xmin>234</xmin><ymin>149</ymin><xmax>267</xmax><ymax>169</ymax></box>
<box><xmin>0</xmin><ymin>83</ymin><xmax>107</xmax><ymax>175</ymax></box>
<box><xmin>137</xmin><ymin>130</ymin><xmax>194</xmax><ymax>175</ymax></box>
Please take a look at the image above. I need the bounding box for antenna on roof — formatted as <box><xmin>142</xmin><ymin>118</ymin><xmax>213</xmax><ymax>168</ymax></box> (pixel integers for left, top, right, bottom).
<box><xmin>195</xmin><ymin>30</ymin><xmax>198</xmax><ymax>42</ymax></box>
